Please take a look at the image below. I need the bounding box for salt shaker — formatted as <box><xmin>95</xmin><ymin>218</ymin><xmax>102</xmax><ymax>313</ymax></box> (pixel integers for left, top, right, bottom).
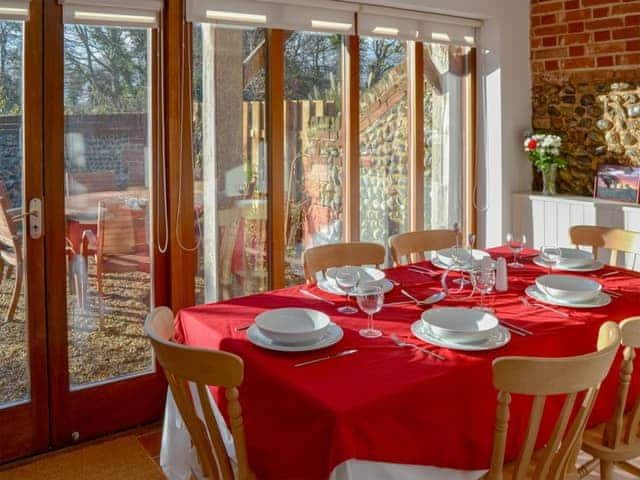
<box><xmin>496</xmin><ymin>257</ymin><xmax>508</xmax><ymax>292</ymax></box>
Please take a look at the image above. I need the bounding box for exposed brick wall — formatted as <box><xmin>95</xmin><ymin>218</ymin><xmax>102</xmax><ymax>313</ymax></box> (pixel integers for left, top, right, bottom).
<box><xmin>530</xmin><ymin>0</ymin><xmax>640</xmax><ymax>195</ymax></box>
<box><xmin>531</xmin><ymin>0</ymin><xmax>640</xmax><ymax>75</ymax></box>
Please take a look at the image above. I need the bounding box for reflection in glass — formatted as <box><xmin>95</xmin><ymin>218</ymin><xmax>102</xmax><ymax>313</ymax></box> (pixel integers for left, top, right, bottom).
<box><xmin>192</xmin><ymin>25</ymin><xmax>269</xmax><ymax>303</ymax></box>
<box><xmin>0</xmin><ymin>20</ymin><xmax>27</xmax><ymax>405</ymax></box>
<box><xmin>424</xmin><ymin>43</ymin><xmax>469</xmax><ymax>229</ymax></box>
<box><xmin>63</xmin><ymin>24</ymin><xmax>154</xmax><ymax>388</ymax></box>
<box><xmin>284</xmin><ymin>31</ymin><xmax>343</xmax><ymax>286</ymax></box>
<box><xmin>359</xmin><ymin>38</ymin><xmax>408</xmax><ymax>245</ymax></box>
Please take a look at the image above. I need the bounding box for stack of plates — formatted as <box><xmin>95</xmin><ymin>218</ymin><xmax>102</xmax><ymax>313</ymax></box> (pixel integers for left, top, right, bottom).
<box><xmin>411</xmin><ymin>307</ymin><xmax>510</xmax><ymax>351</ymax></box>
<box><xmin>317</xmin><ymin>266</ymin><xmax>394</xmax><ymax>296</ymax></box>
<box><xmin>526</xmin><ymin>274</ymin><xmax>611</xmax><ymax>308</ymax></box>
<box><xmin>533</xmin><ymin>248</ymin><xmax>603</xmax><ymax>272</ymax></box>
<box><xmin>432</xmin><ymin>248</ymin><xmax>491</xmax><ymax>271</ymax></box>
<box><xmin>247</xmin><ymin>308</ymin><xmax>343</xmax><ymax>352</ymax></box>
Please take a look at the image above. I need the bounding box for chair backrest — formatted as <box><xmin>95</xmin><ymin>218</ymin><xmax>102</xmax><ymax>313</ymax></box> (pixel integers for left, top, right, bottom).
<box><xmin>0</xmin><ymin>196</ymin><xmax>19</xmax><ymax>254</ymax></box>
<box><xmin>601</xmin><ymin>317</ymin><xmax>640</xmax><ymax>451</ymax></box>
<box><xmin>145</xmin><ymin>307</ymin><xmax>252</xmax><ymax>480</ymax></box>
<box><xmin>487</xmin><ymin>321</ymin><xmax>621</xmax><ymax>480</ymax></box>
<box><xmin>389</xmin><ymin>229</ymin><xmax>457</xmax><ymax>266</ymax></box>
<box><xmin>603</xmin><ymin>228</ymin><xmax>640</xmax><ymax>268</ymax></box>
<box><xmin>66</xmin><ymin>170</ymin><xmax>117</xmax><ymax>195</ymax></box>
<box><xmin>302</xmin><ymin>242</ymin><xmax>386</xmax><ymax>284</ymax></box>
<box><xmin>569</xmin><ymin>225</ymin><xmax>609</xmax><ymax>258</ymax></box>
<box><xmin>97</xmin><ymin>200</ymin><xmax>137</xmax><ymax>256</ymax></box>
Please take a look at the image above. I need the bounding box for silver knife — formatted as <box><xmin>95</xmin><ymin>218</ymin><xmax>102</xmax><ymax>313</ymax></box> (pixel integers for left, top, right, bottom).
<box><xmin>301</xmin><ymin>289</ymin><xmax>336</xmax><ymax>305</ymax></box>
<box><xmin>294</xmin><ymin>349</ymin><xmax>358</xmax><ymax>367</ymax></box>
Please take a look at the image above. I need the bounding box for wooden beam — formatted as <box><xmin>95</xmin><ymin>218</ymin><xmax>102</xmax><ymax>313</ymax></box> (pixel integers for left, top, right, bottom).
<box><xmin>342</xmin><ymin>35</ymin><xmax>360</xmax><ymax>242</ymax></box>
<box><xmin>267</xmin><ymin>29</ymin><xmax>285</xmax><ymax>289</ymax></box>
<box><xmin>464</xmin><ymin>48</ymin><xmax>478</xmax><ymax>238</ymax></box>
<box><xmin>409</xmin><ymin>42</ymin><xmax>425</xmax><ymax>233</ymax></box>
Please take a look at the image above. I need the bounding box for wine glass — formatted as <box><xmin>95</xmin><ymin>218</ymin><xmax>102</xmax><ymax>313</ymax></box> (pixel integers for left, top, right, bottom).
<box><xmin>470</xmin><ymin>263</ymin><xmax>496</xmax><ymax>313</ymax></box>
<box><xmin>356</xmin><ymin>285</ymin><xmax>384</xmax><ymax>338</ymax></box>
<box><xmin>506</xmin><ymin>233</ymin><xmax>526</xmax><ymax>268</ymax></box>
<box><xmin>451</xmin><ymin>245</ymin><xmax>471</xmax><ymax>289</ymax></box>
<box><xmin>335</xmin><ymin>267</ymin><xmax>359</xmax><ymax>314</ymax></box>
<box><xmin>540</xmin><ymin>245</ymin><xmax>562</xmax><ymax>274</ymax></box>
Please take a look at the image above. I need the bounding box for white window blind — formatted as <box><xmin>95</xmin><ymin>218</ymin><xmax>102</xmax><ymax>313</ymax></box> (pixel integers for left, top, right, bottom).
<box><xmin>359</xmin><ymin>6</ymin><xmax>480</xmax><ymax>46</ymax></box>
<box><xmin>59</xmin><ymin>0</ymin><xmax>162</xmax><ymax>28</ymax></box>
<box><xmin>187</xmin><ymin>0</ymin><xmax>357</xmax><ymax>35</ymax></box>
<box><xmin>0</xmin><ymin>0</ymin><xmax>29</xmax><ymax>21</ymax></box>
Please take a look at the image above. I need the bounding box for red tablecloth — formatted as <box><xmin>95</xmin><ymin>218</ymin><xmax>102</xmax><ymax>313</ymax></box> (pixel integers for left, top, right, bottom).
<box><xmin>174</xmin><ymin>248</ymin><xmax>640</xmax><ymax>480</ymax></box>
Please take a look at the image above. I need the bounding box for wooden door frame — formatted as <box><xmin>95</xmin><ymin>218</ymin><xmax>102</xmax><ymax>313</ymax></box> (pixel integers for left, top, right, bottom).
<box><xmin>0</xmin><ymin>0</ymin><xmax>50</xmax><ymax>463</ymax></box>
<box><xmin>42</xmin><ymin>0</ymin><xmax>167</xmax><ymax>447</ymax></box>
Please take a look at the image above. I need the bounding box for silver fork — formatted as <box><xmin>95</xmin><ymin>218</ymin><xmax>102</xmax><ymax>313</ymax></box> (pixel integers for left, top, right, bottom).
<box><xmin>520</xmin><ymin>296</ymin><xmax>570</xmax><ymax>318</ymax></box>
<box><xmin>390</xmin><ymin>333</ymin><xmax>446</xmax><ymax>361</ymax></box>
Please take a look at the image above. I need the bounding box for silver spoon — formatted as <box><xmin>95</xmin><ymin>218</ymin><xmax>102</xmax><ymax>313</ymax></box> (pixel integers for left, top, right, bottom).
<box><xmin>401</xmin><ymin>289</ymin><xmax>446</xmax><ymax>306</ymax></box>
<box><xmin>390</xmin><ymin>334</ymin><xmax>445</xmax><ymax>361</ymax></box>
<box><xmin>520</xmin><ymin>296</ymin><xmax>569</xmax><ymax>318</ymax></box>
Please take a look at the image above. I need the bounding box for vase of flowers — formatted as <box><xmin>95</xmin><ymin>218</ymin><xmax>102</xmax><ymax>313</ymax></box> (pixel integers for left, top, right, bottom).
<box><xmin>524</xmin><ymin>133</ymin><xmax>566</xmax><ymax>196</ymax></box>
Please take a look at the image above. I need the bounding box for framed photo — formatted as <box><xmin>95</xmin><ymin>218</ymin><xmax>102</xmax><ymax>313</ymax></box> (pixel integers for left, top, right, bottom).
<box><xmin>594</xmin><ymin>164</ymin><xmax>640</xmax><ymax>204</ymax></box>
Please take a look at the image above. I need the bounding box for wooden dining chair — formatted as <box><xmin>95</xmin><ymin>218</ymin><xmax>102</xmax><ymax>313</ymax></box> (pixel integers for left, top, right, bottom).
<box><xmin>484</xmin><ymin>321</ymin><xmax>621</xmax><ymax>480</ymax></box>
<box><xmin>302</xmin><ymin>242</ymin><xmax>386</xmax><ymax>284</ymax></box>
<box><xmin>389</xmin><ymin>229</ymin><xmax>457</xmax><ymax>266</ymax></box>
<box><xmin>145</xmin><ymin>307</ymin><xmax>255</xmax><ymax>480</ymax></box>
<box><xmin>602</xmin><ymin>228</ymin><xmax>640</xmax><ymax>269</ymax></box>
<box><xmin>0</xmin><ymin>196</ymin><xmax>22</xmax><ymax>322</ymax></box>
<box><xmin>569</xmin><ymin>225</ymin><xmax>609</xmax><ymax>258</ymax></box>
<box><xmin>578</xmin><ymin>317</ymin><xmax>640</xmax><ymax>480</ymax></box>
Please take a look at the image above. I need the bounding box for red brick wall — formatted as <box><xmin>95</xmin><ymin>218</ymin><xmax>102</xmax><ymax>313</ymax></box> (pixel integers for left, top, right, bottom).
<box><xmin>531</xmin><ymin>0</ymin><xmax>640</xmax><ymax>74</ymax></box>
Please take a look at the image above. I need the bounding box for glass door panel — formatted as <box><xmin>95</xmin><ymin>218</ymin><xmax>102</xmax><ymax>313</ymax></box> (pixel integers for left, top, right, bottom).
<box><xmin>192</xmin><ymin>25</ymin><xmax>269</xmax><ymax>303</ymax></box>
<box><xmin>359</xmin><ymin>38</ymin><xmax>408</xmax><ymax>246</ymax></box>
<box><xmin>63</xmin><ymin>24</ymin><xmax>154</xmax><ymax>388</ymax></box>
<box><xmin>284</xmin><ymin>31</ymin><xmax>343</xmax><ymax>286</ymax></box>
<box><xmin>0</xmin><ymin>18</ymin><xmax>27</xmax><ymax>407</ymax></box>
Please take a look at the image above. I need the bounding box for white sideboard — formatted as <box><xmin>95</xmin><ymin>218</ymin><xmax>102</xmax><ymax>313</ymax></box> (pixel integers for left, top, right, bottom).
<box><xmin>512</xmin><ymin>192</ymin><xmax>640</xmax><ymax>269</ymax></box>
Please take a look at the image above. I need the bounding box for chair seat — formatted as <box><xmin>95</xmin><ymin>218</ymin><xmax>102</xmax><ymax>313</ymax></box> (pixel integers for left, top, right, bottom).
<box><xmin>582</xmin><ymin>414</ymin><xmax>640</xmax><ymax>462</ymax></box>
<box><xmin>102</xmin><ymin>254</ymin><xmax>150</xmax><ymax>273</ymax></box>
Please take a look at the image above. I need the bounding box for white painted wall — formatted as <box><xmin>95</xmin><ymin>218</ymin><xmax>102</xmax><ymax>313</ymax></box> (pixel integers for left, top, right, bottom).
<box><xmin>363</xmin><ymin>0</ymin><xmax>533</xmax><ymax>247</ymax></box>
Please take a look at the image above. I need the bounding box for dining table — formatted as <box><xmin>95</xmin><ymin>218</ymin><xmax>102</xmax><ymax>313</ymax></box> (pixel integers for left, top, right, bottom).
<box><xmin>163</xmin><ymin>247</ymin><xmax>640</xmax><ymax>480</ymax></box>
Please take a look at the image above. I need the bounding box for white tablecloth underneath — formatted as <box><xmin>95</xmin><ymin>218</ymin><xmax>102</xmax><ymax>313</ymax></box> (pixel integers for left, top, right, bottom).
<box><xmin>160</xmin><ymin>389</ymin><xmax>486</xmax><ymax>480</ymax></box>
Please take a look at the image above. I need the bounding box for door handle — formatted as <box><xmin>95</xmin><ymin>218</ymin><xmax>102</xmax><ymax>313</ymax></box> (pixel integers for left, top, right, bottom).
<box><xmin>27</xmin><ymin>197</ymin><xmax>42</xmax><ymax>240</ymax></box>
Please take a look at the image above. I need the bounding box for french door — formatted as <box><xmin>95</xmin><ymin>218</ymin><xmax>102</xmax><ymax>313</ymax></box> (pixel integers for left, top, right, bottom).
<box><xmin>0</xmin><ymin>0</ymin><xmax>167</xmax><ymax>463</ymax></box>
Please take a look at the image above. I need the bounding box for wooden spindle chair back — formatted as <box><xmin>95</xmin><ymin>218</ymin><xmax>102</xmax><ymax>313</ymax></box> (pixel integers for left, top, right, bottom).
<box><xmin>145</xmin><ymin>307</ymin><xmax>254</xmax><ymax>480</ymax></box>
<box><xmin>602</xmin><ymin>228</ymin><xmax>640</xmax><ymax>269</ymax></box>
<box><xmin>569</xmin><ymin>225</ymin><xmax>609</xmax><ymax>259</ymax></box>
<box><xmin>580</xmin><ymin>317</ymin><xmax>640</xmax><ymax>479</ymax></box>
<box><xmin>302</xmin><ymin>242</ymin><xmax>386</xmax><ymax>284</ymax></box>
<box><xmin>486</xmin><ymin>321</ymin><xmax>621</xmax><ymax>480</ymax></box>
<box><xmin>389</xmin><ymin>229</ymin><xmax>457</xmax><ymax>266</ymax></box>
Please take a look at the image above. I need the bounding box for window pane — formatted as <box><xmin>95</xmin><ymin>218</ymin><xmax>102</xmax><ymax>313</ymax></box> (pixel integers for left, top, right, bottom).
<box><xmin>63</xmin><ymin>24</ymin><xmax>154</xmax><ymax>388</ymax></box>
<box><xmin>0</xmin><ymin>20</ymin><xmax>27</xmax><ymax>405</ymax></box>
<box><xmin>284</xmin><ymin>32</ymin><xmax>343</xmax><ymax>286</ymax></box>
<box><xmin>359</xmin><ymin>38</ymin><xmax>408</xmax><ymax>245</ymax></box>
<box><xmin>424</xmin><ymin>43</ymin><xmax>469</xmax><ymax>229</ymax></box>
<box><xmin>192</xmin><ymin>25</ymin><xmax>268</xmax><ymax>303</ymax></box>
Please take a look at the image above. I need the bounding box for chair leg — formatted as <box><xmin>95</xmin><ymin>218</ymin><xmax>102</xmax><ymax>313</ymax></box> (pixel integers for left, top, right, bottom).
<box><xmin>5</xmin><ymin>262</ymin><xmax>22</xmax><ymax>322</ymax></box>
<box><xmin>600</xmin><ymin>460</ymin><xmax>614</xmax><ymax>480</ymax></box>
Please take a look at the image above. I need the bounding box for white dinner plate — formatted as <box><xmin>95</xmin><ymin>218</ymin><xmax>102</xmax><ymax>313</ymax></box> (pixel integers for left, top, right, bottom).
<box><xmin>325</xmin><ymin>266</ymin><xmax>386</xmax><ymax>284</ymax></box>
<box><xmin>431</xmin><ymin>250</ymin><xmax>491</xmax><ymax>272</ymax></box>
<box><xmin>317</xmin><ymin>278</ymin><xmax>394</xmax><ymax>296</ymax></box>
<box><xmin>525</xmin><ymin>285</ymin><xmax>612</xmax><ymax>309</ymax></box>
<box><xmin>411</xmin><ymin>320</ymin><xmax>511</xmax><ymax>351</ymax></box>
<box><xmin>247</xmin><ymin>323</ymin><xmax>344</xmax><ymax>352</ymax></box>
<box><xmin>532</xmin><ymin>256</ymin><xmax>604</xmax><ymax>272</ymax></box>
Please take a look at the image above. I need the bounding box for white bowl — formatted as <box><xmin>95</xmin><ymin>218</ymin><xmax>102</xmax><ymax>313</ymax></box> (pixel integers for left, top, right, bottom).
<box><xmin>325</xmin><ymin>266</ymin><xmax>386</xmax><ymax>286</ymax></box>
<box><xmin>536</xmin><ymin>274</ymin><xmax>602</xmax><ymax>303</ymax></box>
<box><xmin>436</xmin><ymin>248</ymin><xmax>490</xmax><ymax>267</ymax></box>
<box><xmin>556</xmin><ymin>248</ymin><xmax>594</xmax><ymax>269</ymax></box>
<box><xmin>421</xmin><ymin>307</ymin><xmax>499</xmax><ymax>344</ymax></box>
<box><xmin>255</xmin><ymin>308</ymin><xmax>330</xmax><ymax>346</ymax></box>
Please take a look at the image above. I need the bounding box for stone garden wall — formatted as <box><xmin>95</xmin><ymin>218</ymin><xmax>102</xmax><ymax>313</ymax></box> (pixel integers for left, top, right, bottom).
<box><xmin>0</xmin><ymin>113</ymin><xmax>147</xmax><ymax>206</ymax></box>
<box><xmin>531</xmin><ymin>0</ymin><xmax>640</xmax><ymax>194</ymax></box>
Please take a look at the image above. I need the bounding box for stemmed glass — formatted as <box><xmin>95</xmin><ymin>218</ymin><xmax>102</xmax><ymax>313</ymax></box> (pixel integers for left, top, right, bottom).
<box><xmin>452</xmin><ymin>245</ymin><xmax>472</xmax><ymax>289</ymax></box>
<box><xmin>470</xmin><ymin>262</ymin><xmax>496</xmax><ymax>313</ymax></box>
<box><xmin>506</xmin><ymin>233</ymin><xmax>526</xmax><ymax>268</ymax></box>
<box><xmin>335</xmin><ymin>267</ymin><xmax>360</xmax><ymax>314</ymax></box>
<box><xmin>356</xmin><ymin>285</ymin><xmax>384</xmax><ymax>338</ymax></box>
<box><xmin>540</xmin><ymin>245</ymin><xmax>562</xmax><ymax>274</ymax></box>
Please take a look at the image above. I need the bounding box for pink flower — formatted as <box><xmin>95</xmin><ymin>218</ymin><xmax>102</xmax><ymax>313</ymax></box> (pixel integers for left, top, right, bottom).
<box><xmin>527</xmin><ymin>139</ymin><xmax>538</xmax><ymax>150</ymax></box>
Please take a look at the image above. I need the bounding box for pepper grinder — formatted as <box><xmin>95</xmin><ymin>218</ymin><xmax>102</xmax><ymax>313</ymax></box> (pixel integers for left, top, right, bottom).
<box><xmin>496</xmin><ymin>257</ymin><xmax>508</xmax><ymax>292</ymax></box>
